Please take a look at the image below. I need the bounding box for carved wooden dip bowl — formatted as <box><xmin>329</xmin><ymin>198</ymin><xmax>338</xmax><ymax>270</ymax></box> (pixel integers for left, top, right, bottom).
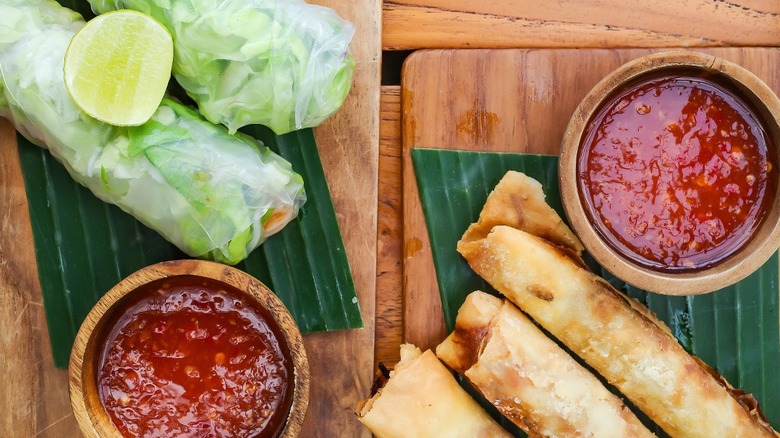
<box><xmin>560</xmin><ymin>51</ymin><xmax>780</xmax><ymax>295</ymax></box>
<box><xmin>69</xmin><ymin>259</ymin><xmax>309</xmax><ymax>437</ymax></box>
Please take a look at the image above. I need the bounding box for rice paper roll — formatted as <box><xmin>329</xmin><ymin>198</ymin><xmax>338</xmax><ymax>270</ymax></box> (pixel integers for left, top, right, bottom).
<box><xmin>356</xmin><ymin>344</ymin><xmax>511</xmax><ymax>438</ymax></box>
<box><xmin>437</xmin><ymin>291</ymin><xmax>655</xmax><ymax>438</ymax></box>
<box><xmin>89</xmin><ymin>0</ymin><xmax>355</xmax><ymax>135</ymax></box>
<box><xmin>0</xmin><ymin>0</ymin><xmax>83</xmax><ymax>115</ymax></box>
<box><xmin>0</xmin><ymin>1</ymin><xmax>305</xmax><ymax>264</ymax></box>
<box><xmin>457</xmin><ymin>226</ymin><xmax>778</xmax><ymax>438</ymax></box>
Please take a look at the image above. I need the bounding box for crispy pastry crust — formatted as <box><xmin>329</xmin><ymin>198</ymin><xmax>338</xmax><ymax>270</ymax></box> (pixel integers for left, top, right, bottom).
<box><xmin>460</xmin><ymin>170</ymin><xmax>584</xmax><ymax>254</ymax></box>
<box><xmin>458</xmin><ymin>226</ymin><xmax>778</xmax><ymax>438</ymax></box>
<box><xmin>437</xmin><ymin>291</ymin><xmax>656</xmax><ymax>438</ymax></box>
<box><xmin>355</xmin><ymin>345</ymin><xmax>511</xmax><ymax>438</ymax></box>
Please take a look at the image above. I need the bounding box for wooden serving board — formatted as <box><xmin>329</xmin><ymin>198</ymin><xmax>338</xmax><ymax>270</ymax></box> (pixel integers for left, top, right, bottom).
<box><xmin>401</xmin><ymin>48</ymin><xmax>780</xmax><ymax>351</ymax></box>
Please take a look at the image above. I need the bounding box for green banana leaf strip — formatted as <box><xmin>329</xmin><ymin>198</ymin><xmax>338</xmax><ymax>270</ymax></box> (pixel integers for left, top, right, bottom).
<box><xmin>412</xmin><ymin>148</ymin><xmax>780</xmax><ymax>433</ymax></box>
<box><xmin>17</xmin><ymin>1</ymin><xmax>360</xmax><ymax>370</ymax></box>
<box><xmin>242</xmin><ymin>125</ymin><xmax>360</xmax><ymax>332</ymax></box>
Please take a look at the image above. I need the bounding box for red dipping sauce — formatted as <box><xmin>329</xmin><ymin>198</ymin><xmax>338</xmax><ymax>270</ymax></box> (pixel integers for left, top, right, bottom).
<box><xmin>97</xmin><ymin>276</ymin><xmax>292</xmax><ymax>438</ymax></box>
<box><xmin>578</xmin><ymin>72</ymin><xmax>777</xmax><ymax>271</ymax></box>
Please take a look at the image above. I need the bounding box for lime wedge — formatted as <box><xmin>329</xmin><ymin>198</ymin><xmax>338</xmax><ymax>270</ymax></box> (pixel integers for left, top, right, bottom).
<box><xmin>64</xmin><ymin>10</ymin><xmax>173</xmax><ymax>126</ymax></box>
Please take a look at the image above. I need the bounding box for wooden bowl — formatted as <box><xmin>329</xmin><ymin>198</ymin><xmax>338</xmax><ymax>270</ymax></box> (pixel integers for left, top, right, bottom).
<box><xmin>559</xmin><ymin>51</ymin><xmax>780</xmax><ymax>295</ymax></box>
<box><xmin>69</xmin><ymin>259</ymin><xmax>309</xmax><ymax>437</ymax></box>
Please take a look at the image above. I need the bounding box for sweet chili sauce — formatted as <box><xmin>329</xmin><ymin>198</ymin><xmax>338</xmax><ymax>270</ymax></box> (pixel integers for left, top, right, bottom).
<box><xmin>97</xmin><ymin>276</ymin><xmax>292</xmax><ymax>438</ymax></box>
<box><xmin>578</xmin><ymin>71</ymin><xmax>776</xmax><ymax>271</ymax></box>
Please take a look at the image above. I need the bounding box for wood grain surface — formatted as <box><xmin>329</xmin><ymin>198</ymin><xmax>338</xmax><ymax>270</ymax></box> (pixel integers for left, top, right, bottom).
<box><xmin>0</xmin><ymin>0</ymin><xmax>380</xmax><ymax>436</ymax></box>
<box><xmin>376</xmin><ymin>86</ymin><xmax>403</xmax><ymax>368</ymax></box>
<box><xmin>0</xmin><ymin>118</ymin><xmax>76</xmax><ymax>437</ymax></box>
<box><xmin>401</xmin><ymin>47</ymin><xmax>780</xmax><ymax>352</ymax></box>
<box><xmin>383</xmin><ymin>1</ymin><xmax>780</xmax><ymax>50</ymax></box>
<box><xmin>298</xmin><ymin>1</ymin><xmax>379</xmax><ymax>435</ymax></box>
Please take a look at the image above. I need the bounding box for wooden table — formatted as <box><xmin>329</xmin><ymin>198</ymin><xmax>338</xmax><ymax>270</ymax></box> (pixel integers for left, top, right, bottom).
<box><xmin>3</xmin><ymin>1</ymin><xmax>780</xmax><ymax>436</ymax></box>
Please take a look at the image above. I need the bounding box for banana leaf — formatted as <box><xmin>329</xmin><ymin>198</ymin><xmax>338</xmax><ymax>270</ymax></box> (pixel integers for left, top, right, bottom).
<box><xmin>15</xmin><ymin>1</ymin><xmax>361</xmax><ymax>368</ymax></box>
<box><xmin>412</xmin><ymin>148</ymin><xmax>780</xmax><ymax>433</ymax></box>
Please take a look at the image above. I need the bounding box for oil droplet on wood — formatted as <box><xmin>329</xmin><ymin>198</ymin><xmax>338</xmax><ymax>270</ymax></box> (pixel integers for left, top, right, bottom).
<box><xmin>456</xmin><ymin>108</ymin><xmax>500</xmax><ymax>145</ymax></box>
<box><xmin>404</xmin><ymin>237</ymin><xmax>424</xmax><ymax>258</ymax></box>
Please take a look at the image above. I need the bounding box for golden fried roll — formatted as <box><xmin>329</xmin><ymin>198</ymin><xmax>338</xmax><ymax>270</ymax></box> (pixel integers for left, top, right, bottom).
<box><xmin>437</xmin><ymin>291</ymin><xmax>655</xmax><ymax>438</ymax></box>
<box><xmin>356</xmin><ymin>344</ymin><xmax>511</xmax><ymax>438</ymax></box>
<box><xmin>458</xmin><ymin>226</ymin><xmax>778</xmax><ymax>438</ymax></box>
<box><xmin>460</xmin><ymin>171</ymin><xmax>584</xmax><ymax>254</ymax></box>
<box><xmin>464</xmin><ymin>170</ymin><xmax>661</xmax><ymax>329</ymax></box>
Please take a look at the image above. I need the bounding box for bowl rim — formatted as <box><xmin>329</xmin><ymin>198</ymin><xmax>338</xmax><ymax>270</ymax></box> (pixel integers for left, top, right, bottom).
<box><xmin>68</xmin><ymin>259</ymin><xmax>309</xmax><ymax>437</ymax></box>
<box><xmin>559</xmin><ymin>50</ymin><xmax>780</xmax><ymax>295</ymax></box>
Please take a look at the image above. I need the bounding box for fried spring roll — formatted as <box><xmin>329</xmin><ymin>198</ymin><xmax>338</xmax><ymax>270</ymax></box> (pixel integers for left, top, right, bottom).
<box><xmin>460</xmin><ymin>171</ymin><xmax>584</xmax><ymax>254</ymax></box>
<box><xmin>437</xmin><ymin>291</ymin><xmax>655</xmax><ymax>438</ymax></box>
<box><xmin>356</xmin><ymin>344</ymin><xmax>511</xmax><ymax>438</ymax></box>
<box><xmin>458</xmin><ymin>226</ymin><xmax>778</xmax><ymax>437</ymax></box>
<box><xmin>463</xmin><ymin>171</ymin><xmax>665</xmax><ymax>329</ymax></box>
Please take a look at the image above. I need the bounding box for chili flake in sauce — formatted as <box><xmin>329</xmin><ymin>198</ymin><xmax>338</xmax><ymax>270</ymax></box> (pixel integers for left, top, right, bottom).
<box><xmin>97</xmin><ymin>276</ymin><xmax>292</xmax><ymax>437</ymax></box>
<box><xmin>578</xmin><ymin>72</ymin><xmax>776</xmax><ymax>271</ymax></box>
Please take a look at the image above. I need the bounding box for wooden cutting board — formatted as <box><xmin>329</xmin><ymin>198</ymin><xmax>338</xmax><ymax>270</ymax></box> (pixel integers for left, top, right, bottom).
<box><xmin>400</xmin><ymin>48</ymin><xmax>780</xmax><ymax>350</ymax></box>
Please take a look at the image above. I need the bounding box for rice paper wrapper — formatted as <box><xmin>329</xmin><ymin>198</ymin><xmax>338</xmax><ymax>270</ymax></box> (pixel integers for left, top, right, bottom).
<box><xmin>90</xmin><ymin>0</ymin><xmax>355</xmax><ymax>135</ymax></box>
<box><xmin>0</xmin><ymin>4</ymin><xmax>306</xmax><ymax>265</ymax></box>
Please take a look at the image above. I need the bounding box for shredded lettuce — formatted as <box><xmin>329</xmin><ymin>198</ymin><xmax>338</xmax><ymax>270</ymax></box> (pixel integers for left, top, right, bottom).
<box><xmin>0</xmin><ymin>0</ymin><xmax>306</xmax><ymax>264</ymax></box>
<box><xmin>89</xmin><ymin>0</ymin><xmax>355</xmax><ymax>135</ymax></box>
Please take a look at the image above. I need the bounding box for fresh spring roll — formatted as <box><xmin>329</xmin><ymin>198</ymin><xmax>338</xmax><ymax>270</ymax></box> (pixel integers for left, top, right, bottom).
<box><xmin>437</xmin><ymin>291</ymin><xmax>655</xmax><ymax>438</ymax></box>
<box><xmin>89</xmin><ymin>0</ymin><xmax>355</xmax><ymax>135</ymax></box>
<box><xmin>460</xmin><ymin>170</ymin><xmax>584</xmax><ymax>254</ymax></box>
<box><xmin>458</xmin><ymin>226</ymin><xmax>779</xmax><ymax>438</ymax></box>
<box><xmin>0</xmin><ymin>0</ymin><xmax>305</xmax><ymax>264</ymax></box>
<box><xmin>0</xmin><ymin>0</ymin><xmax>82</xmax><ymax>111</ymax></box>
<box><xmin>356</xmin><ymin>344</ymin><xmax>511</xmax><ymax>438</ymax></box>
